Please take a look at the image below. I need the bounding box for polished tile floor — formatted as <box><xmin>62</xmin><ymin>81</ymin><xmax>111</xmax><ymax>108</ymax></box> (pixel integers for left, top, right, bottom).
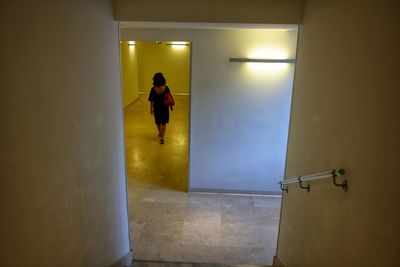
<box><xmin>124</xmin><ymin>94</ymin><xmax>281</xmax><ymax>265</ymax></box>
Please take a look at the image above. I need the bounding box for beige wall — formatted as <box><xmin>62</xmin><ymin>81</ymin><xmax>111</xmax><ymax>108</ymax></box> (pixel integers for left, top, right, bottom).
<box><xmin>136</xmin><ymin>42</ymin><xmax>190</xmax><ymax>94</ymax></box>
<box><xmin>0</xmin><ymin>1</ymin><xmax>130</xmax><ymax>267</ymax></box>
<box><xmin>277</xmin><ymin>0</ymin><xmax>400</xmax><ymax>266</ymax></box>
<box><xmin>113</xmin><ymin>0</ymin><xmax>304</xmax><ymax>24</ymax></box>
<box><xmin>120</xmin><ymin>42</ymin><xmax>140</xmax><ymax>107</ymax></box>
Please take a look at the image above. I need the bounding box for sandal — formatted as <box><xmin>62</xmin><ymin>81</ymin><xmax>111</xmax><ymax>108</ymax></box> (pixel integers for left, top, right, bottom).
<box><xmin>159</xmin><ymin>139</ymin><xmax>164</xmax><ymax>144</ymax></box>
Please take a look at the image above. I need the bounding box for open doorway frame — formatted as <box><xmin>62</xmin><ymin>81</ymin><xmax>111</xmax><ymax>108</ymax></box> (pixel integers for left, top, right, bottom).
<box><xmin>118</xmin><ymin>21</ymin><xmax>296</xmax><ymax>266</ymax></box>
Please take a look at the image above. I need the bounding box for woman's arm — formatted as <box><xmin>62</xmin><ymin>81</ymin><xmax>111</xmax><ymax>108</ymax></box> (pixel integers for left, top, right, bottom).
<box><xmin>150</xmin><ymin>101</ymin><xmax>154</xmax><ymax>114</ymax></box>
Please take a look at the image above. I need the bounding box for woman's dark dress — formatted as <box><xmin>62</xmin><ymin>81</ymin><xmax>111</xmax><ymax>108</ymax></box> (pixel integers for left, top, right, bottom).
<box><xmin>148</xmin><ymin>86</ymin><xmax>170</xmax><ymax>124</ymax></box>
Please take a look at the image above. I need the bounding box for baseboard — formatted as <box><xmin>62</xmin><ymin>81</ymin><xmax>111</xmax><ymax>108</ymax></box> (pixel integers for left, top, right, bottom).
<box><xmin>139</xmin><ymin>91</ymin><xmax>190</xmax><ymax>96</ymax></box>
<box><xmin>273</xmin><ymin>256</ymin><xmax>285</xmax><ymax>267</ymax></box>
<box><xmin>124</xmin><ymin>96</ymin><xmax>141</xmax><ymax>111</ymax></box>
<box><xmin>109</xmin><ymin>250</ymin><xmax>133</xmax><ymax>267</ymax></box>
<box><xmin>189</xmin><ymin>188</ymin><xmax>282</xmax><ymax>196</ymax></box>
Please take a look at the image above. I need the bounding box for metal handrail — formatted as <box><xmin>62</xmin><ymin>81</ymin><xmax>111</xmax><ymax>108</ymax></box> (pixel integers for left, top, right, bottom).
<box><xmin>279</xmin><ymin>168</ymin><xmax>347</xmax><ymax>193</ymax></box>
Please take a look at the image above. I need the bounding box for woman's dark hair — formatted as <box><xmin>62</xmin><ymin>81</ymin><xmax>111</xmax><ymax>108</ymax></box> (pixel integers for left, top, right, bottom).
<box><xmin>153</xmin><ymin>72</ymin><xmax>166</xmax><ymax>87</ymax></box>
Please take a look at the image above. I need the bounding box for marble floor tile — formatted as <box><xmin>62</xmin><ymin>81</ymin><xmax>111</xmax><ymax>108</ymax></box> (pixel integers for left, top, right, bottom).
<box><xmin>257</xmin><ymin>225</ymin><xmax>279</xmax><ymax>249</ymax></box>
<box><xmin>220</xmin><ymin>246</ymin><xmax>275</xmax><ymax>265</ymax></box>
<box><xmin>252</xmin><ymin>196</ymin><xmax>281</xmax><ymax>208</ymax></box>
<box><xmin>152</xmin><ymin>189</ymin><xmax>189</xmax><ymax>204</ymax></box>
<box><xmin>221</xmin><ymin>223</ymin><xmax>263</xmax><ymax>248</ymax></box>
<box><xmin>133</xmin><ymin>241</ymin><xmax>167</xmax><ymax>261</ymax></box>
<box><xmin>221</xmin><ymin>195</ymin><xmax>254</xmax><ymax>208</ymax></box>
<box><xmin>187</xmin><ymin>193</ymin><xmax>223</xmax><ymax>207</ymax></box>
<box><xmin>145</xmin><ymin>202</ymin><xmax>187</xmax><ymax>223</ymax></box>
<box><xmin>221</xmin><ymin>206</ymin><xmax>256</xmax><ymax>224</ymax></box>
<box><xmin>129</xmin><ymin>201</ymin><xmax>154</xmax><ymax>224</ymax></box>
<box><xmin>252</xmin><ymin>207</ymin><xmax>280</xmax><ymax>226</ymax></box>
<box><xmin>140</xmin><ymin>220</ymin><xmax>184</xmax><ymax>244</ymax></box>
<box><xmin>181</xmin><ymin>221</ymin><xmax>222</xmax><ymax>246</ymax></box>
<box><xmin>184</xmin><ymin>204</ymin><xmax>222</xmax><ymax>224</ymax></box>
<box><xmin>130</xmin><ymin>221</ymin><xmax>146</xmax><ymax>247</ymax></box>
<box><xmin>170</xmin><ymin>244</ymin><xmax>224</xmax><ymax>264</ymax></box>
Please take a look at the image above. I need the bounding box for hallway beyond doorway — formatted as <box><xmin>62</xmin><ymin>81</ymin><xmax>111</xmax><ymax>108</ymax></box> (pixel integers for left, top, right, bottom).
<box><xmin>124</xmin><ymin>94</ymin><xmax>189</xmax><ymax>191</ymax></box>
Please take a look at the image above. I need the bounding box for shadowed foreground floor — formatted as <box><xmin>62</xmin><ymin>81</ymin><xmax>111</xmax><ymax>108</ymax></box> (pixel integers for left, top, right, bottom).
<box><xmin>131</xmin><ymin>259</ymin><xmax>271</xmax><ymax>266</ymax></box>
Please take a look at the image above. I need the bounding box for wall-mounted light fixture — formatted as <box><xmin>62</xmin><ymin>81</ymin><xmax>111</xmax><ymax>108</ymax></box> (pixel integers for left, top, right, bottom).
<box><xmin>167</xmin><ymin>41</ymin><xmax>190</xmax><ymax>45</ymax></box>
<box><xmin>166</xmin><ymin>41</ymin><xmax>190</xmax><ymax>49</ymax></box>
<box><xmin>229</xmin><ymin>58</ymin><xmax>295</xmax><ymax>63</ymax></box>
<box><xmin>119</xmin><ymin>41</ymin><xmax>135</xmax><ymax>46</ymax></box>
<box><xmin>230</xmin><ymin>57</ymin><xmax>295</xmax><ymax>73</ymax></box>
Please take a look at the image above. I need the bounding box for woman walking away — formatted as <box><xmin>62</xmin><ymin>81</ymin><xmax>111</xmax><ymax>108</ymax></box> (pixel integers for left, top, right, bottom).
<box><xmin>148</xmin><ymin>72</ymin><xmax>173</xmax><ymax>144</ymax></box>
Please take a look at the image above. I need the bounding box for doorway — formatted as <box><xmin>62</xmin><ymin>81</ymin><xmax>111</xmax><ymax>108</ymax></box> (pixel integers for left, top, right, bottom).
<box><xmin>119</xmin><ymin>23</ymin><xmax>298</xmax><ymax>265</ymax></box>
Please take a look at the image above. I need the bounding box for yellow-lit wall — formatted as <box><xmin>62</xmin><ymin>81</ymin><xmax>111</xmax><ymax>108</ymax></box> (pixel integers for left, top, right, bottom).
<box><xmin>120</xmin><ymin>42</ymin><xmax>139</xmax><ymax>108</ymax></box>
<box><xmin>136</xmin><ymin>42</ymin><xmax>190</xmax><ymax>94</ymax></box>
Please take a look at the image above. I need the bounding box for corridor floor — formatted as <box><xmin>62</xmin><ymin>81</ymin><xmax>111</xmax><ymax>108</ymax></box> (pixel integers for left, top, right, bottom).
<box><xmin>124</xmin><ymin>94</ymin><xmax>281</xmax><ymax>265</ymax></box>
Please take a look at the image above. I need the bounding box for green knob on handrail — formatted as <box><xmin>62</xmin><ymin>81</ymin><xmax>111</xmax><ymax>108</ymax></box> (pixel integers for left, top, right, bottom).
<box><xmin>338</xmin><ymin>168</ymin><xmax>345</xmax><ymax>176</ymax></box>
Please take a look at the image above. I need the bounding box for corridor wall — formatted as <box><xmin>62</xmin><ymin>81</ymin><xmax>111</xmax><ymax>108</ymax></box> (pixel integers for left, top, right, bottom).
<box><xmin>121</xmin><ymin>27</ymin><xmax>298</xmax><ymax>193</ymax></box>
<box><xmin>0</xmin><ymin>1</ymin><xmax>130</xmax><ymax>267</ymax></box>
<box><xmin>276</xmin><ymin>0</ymin><xmax>400</xmax><ymax>266</ymax></box>
<box><xmin>120</xmin><ymin>42</ymin><xmax>140</xmax><ymax>108</ymax></box>
<box><xmin>136</xmin><ymin>42</ymin><xmax>191</xmax><ymax>94</ymax></box>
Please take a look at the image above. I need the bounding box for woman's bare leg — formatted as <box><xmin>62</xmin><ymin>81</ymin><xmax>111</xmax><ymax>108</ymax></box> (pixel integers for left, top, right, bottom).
<box><xmin>160</xmin><ymin>124</ymin><xmax>166</xmax><ymax>138</ymax></box>
<box><xmin>157</xmin><ymin>124</ymin><xmax>162</xmax><ymax>137</ymax></box>
<box><xmin>159</xmin><ymin>124</ymin><xmax>166</xmax><ymax>143</ymax></box>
